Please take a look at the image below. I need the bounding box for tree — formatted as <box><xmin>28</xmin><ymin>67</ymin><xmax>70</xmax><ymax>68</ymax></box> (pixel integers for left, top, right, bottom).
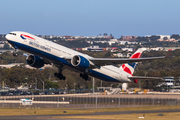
<box><xmin>104</xmin><ymin>50</ymin><xmax>111</xmax><ymax>58</ymax></box>
<box><xmin>163</xmin><ymin>37</ymin><xmax>168</xmax><ymax>40</ymax></box>
<box><xmin>136</xmin><ymin>36</ymin><xmax>149</xmax><ymax>42</ymax></box>
<box><xmin>103</xmin><ymin>33</ymin><xmax>108</xmax><ymax>36</ymax></box>
<box><xmin>171</xmin><ymin>34</ymin><xmax>180</xmax><ymax>40</ymax></box>
<box><xmin>45</xmin><ymin>80</ymin><xmax>59</xmax><ymax>89</ymax></box>
<box><xmin>150</xmin><ymin>35</ymin><xmax>160</xmax><ymax>41</ymax></box>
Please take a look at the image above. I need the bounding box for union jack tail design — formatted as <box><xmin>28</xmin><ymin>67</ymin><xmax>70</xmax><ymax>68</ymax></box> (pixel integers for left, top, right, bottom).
<box><xmin>120</xmin><ymin>48</ymin><xmax>145</xmax><ymax>79</ymax></box>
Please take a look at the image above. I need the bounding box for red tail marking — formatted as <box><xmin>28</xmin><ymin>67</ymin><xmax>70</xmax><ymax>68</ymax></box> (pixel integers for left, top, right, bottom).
<box><xmin>130</xmin><ymin>53</ymin><xmax>141</xmax><ymax>59</ymax></box>
<box><xmin>122</xmin><ymin>64</ymin><xmax>132</xmax><ymax>75</ymax></box>
<box><xmin>134</xmin><ymin>79</ymin><xmax>138</xmax><ymax>83</ymax></box>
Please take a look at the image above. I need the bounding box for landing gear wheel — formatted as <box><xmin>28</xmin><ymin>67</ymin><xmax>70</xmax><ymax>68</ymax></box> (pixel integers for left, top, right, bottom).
<box><xmin>62</xmin><ymin>76</ymin><xmax>66</xmax><ymax>80</ymax></box>
<box><xmin>13</xmin><ymin>52</ymin><xmax>17</xmax><ymax>56</ymax></box>
<box><xmin>85</xmin><ymin>75</ymin><xmax>88</xmax><ymax>81</ymax></box>
<box><xmin>54</xmin><ymin>65</ymin><xmax>66</xmax><ymax>80</ymax></box>
<box><xmin>80</xmin><ymin>73</ymin><xmax>83</xmax><ymax>77</ymax></box>
<box><xmin>54</xmin><ymin>73</ymin><xmax>58</xmax><ymax>76</ymax></box>
<box><xmin>80</xmin><ymin>73</ymin><xmax>90</xmax><ymax>81</ymax></box>
<box><xmin>54</xmin><ymin>72</ymin><xmax>66</xmax><ymax>80</ymax></box>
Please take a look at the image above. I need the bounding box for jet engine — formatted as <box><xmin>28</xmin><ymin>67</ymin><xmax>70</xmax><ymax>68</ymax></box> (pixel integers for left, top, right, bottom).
<box><xmin>71</xmin><ymin>55</ymin><xmax>90</xmax><ymax>69</ymax></box>
<box><xmin>26</xmin><ymin>55</ymin><xmax>44</xmax><ymax>68</ymax></box>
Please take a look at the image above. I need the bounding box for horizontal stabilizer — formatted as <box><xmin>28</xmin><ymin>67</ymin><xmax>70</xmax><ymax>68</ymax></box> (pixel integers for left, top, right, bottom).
<box><xmin>128</xmin><ymin>76</ymin><xmax>163</xmax><ymax>80</ymax></box>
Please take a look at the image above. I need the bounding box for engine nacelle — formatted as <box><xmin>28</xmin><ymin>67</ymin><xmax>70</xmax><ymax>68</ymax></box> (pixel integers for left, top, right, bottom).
<box><xmin>26</xmin><ymin>55</ymin><xmax>44</xmax><ymax>68</ymax></box>
<box><xmin>71</xmin><ymin>55</ymin><xmax>90</xmax><ymax>69</ymax></box>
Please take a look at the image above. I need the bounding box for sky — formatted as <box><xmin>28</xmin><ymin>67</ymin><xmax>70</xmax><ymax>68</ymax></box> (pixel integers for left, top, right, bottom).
<box><xmin>1</xmin><ymin>0</ymin><xmax>180</xmax><ymax>38</ymax></box>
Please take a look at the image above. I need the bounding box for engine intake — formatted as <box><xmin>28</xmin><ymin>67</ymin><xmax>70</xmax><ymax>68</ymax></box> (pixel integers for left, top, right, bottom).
<box><xmin>26</xmin><ymin>55</ymin><xmax>44</xmax><ymax>68</ymax></box>
<box><xmin>71</xmin><ymin>55</ymin><xmax>89</xmax><ymax>69</ymax></box>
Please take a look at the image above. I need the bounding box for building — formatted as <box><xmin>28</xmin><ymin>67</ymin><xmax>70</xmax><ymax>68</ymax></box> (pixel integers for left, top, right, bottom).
<box><xmin>121</xmin><ymin>48</ymin><xmax>134</xmax><ymax>52</ymax></box>
<box><xmin>159</xmin><ymin>35</ymin><xmax>171</xmax><ymax>39</ymax></box>
<box><xmin>0</xmin><ymin>42</ymin><xmax>5</xmax><ymax>48</ymax></box>
<box><xmin>156</xmin><ymin>77</ymin><xmax>174</xmax><ymax>87</ymax></box>
<box><xmin>87</xmin><ymin>46</ymin><xmax>104</xmax><ymax>51</ymax></box>
<box><xmin>121</xmin><ymin>36</ymin><xmax>137</xmax><ymax>41</ymax></box>
<box><xmin>119</xmin><ymin>41</ymin><xmax>139</xmax><ymax>45</ymax></box>
<box><xmin>113</xmin><ymin>53</ymin><xmax>132</xmax><ymax>58</ymax></box>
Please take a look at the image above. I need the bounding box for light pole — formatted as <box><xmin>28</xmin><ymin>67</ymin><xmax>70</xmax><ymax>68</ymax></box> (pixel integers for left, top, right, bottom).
<box><xmin>2</xmin><ymin>79</ymin><xmax>6</xmax><ymax>92</ymax></box>
<box><xmin>40</xmin><ymin>80</ymin><xmax>45</xmax><ymax>92</ymax></box>
<box><xmin>49</xmin><ymin>74</ymin><xmax>51</xmax><ymax>81</ymax></box>
<box><xmin>74</xmin><ymin>83</ymin><xmax>76</xmax><ymax>90</ymax></box>
<box><xmin>93</xmin><ymin>77</ymin><xmax>95</xmax><ymax>94</ymax></box>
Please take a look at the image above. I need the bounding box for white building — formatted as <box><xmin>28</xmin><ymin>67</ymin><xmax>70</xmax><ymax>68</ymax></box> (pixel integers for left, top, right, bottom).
<box><xmin>119</xmin><ymin>41</ymin><xmax>128</xmax><ymax>45</ymax></box>
<box><xmin>108</xmin><ymin>41</ymin><xmax>116</xmax><ymax>46</ymax></box>
<box><xmin>113</xmin><ymin>53</ymin><xmax>132</xmax><ymax>58</ymax></box>
<box><xmin>121</xmin><ymin>48</ymin><xmax>134</xmax><ymax>52</ymax></box>
<box><xmin>119</xmin><ymin>41</ymin><xmax>139</xmax><ymax>45</ymax></box>
<box><xmin>159</xmin><ymin>35</ymin><xmax>171</xmax><ymax>39</ymax></box>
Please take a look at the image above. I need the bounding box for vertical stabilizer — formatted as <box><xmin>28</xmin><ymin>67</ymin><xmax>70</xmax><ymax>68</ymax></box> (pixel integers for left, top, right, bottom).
<box><xmin>120</xmin><ymin>48</ymin><xmax>146</xmax><ymax>76</ymax></box>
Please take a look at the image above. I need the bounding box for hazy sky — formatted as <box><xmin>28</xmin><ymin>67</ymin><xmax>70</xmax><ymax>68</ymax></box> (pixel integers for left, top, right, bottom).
<box><xmin>1</xmin><ymin>0</ymin><xmax>180</xmax><ymax>38</ymax></box>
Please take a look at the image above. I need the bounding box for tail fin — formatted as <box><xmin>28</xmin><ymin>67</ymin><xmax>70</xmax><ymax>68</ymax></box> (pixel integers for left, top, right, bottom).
<box><xmin>120</xmin><ymin>48</ymin><xmax>145</xmax><ymax>76</ymax></box>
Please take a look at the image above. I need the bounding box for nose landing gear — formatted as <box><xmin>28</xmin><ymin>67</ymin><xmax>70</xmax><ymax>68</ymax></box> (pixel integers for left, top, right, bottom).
<box><xmin>13</xmin><ymin>51</ymin><xmax>17</xmax><ymax>56</ymax></box>
<box><xmin>12</xmin><ymin>46</ymin><xmax>18</xmax><ymax>56</ymax></box>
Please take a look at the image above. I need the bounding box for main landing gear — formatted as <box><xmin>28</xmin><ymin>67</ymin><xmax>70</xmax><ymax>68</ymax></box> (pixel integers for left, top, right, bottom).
<box><xmin>54</xmin><ymin>72</ymin><xmax>66</xmax><ymax>80</ymax></box>
<box><xmin>54</xmin><ymin>65</ymin><xmax>66</xmax><ymax>80</ymax></box>
<box><xmin>80</xmin><ymin>73</ymin><xmax>91</xmax><ymax>81</ymax></box>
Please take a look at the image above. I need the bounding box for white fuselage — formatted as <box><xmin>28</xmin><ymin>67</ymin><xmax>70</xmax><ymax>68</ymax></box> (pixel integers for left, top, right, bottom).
<box><xmin>6</xmin><ymin>31</ymin><xmax>132</xmax><ymax>83</ymax></box>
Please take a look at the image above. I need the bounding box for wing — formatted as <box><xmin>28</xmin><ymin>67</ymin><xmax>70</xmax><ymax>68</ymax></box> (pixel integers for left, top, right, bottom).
<box><xmin>88</xmin><ymin>56</ymin><xmax>167</xmax><ymax>66</ymax></box>
<box><xmin>64</xmin><ymin>48</ymin><xmax>168</xmax><ymax>67</ymax></box>
<box><xmin>128</xmin><ymin>76</ymin><xmax>163</xmax><ymax>80</ymax></box>
<box><xmin>63</xmin><ymin>56</ymin><xmax>167</xmax><ymax>69</ymax></box>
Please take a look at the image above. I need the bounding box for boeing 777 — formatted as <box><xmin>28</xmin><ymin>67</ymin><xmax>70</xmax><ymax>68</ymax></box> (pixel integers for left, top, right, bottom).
<box><xmin>5</xmin><ymin>31</ymin><xmax>166</xmax><ymax>83</ymax></box>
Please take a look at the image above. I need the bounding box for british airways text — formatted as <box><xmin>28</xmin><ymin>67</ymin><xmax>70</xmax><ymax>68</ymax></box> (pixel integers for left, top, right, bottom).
<box><xmin>29</xmin><ymin>41</ymin><xmax>51</xmax><ymax>52</ymax></box>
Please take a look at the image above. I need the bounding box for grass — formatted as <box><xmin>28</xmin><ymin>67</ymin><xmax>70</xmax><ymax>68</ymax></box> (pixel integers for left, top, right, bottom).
<box><xmin>56</xmin><ymin>112</ymin><xmax>180</xmax><ymax>120</ymax></box>
<box><xmin>0</xmin><ymin>105</ymin><xmax>179</xmax><ymax>116</ymax></box>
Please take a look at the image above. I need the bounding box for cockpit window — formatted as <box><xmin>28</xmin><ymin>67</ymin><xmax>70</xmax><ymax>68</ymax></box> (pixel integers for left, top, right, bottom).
<box><xmin>9</xmin><ymin>33</ymin><xmax>16</xmax><ymax>36</ymax></box>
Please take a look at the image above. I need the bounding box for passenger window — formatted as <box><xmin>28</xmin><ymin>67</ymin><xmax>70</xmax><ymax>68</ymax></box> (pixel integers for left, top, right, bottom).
<box><xmin>9</xmin><ymin>33</ymin><xmax>16</xmax><ymax>36</ymax></box>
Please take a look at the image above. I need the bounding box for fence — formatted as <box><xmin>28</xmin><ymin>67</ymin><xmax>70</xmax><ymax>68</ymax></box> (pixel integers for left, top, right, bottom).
<box><xmin>0</xmin><ymin>95</ymin><xmax>178</xmax><ymax>108</ymax></box>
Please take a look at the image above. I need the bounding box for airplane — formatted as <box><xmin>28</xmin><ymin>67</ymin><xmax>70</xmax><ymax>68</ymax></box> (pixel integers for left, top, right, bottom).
<box><xmin>5</xmin><ymin>31</ymin><xmax>166</xmax><ymax>83</ymax></box>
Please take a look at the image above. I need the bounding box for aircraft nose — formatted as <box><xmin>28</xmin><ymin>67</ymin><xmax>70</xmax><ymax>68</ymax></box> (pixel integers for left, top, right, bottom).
<box><xmin>5</xmin><ymin>34</ymin><xmax>11</xmax><ymax>40</ymax></box>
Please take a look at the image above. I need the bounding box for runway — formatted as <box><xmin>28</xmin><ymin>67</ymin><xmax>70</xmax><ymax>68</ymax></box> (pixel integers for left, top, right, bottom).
<box><xmin>0</xmin><ymin>109</ymin><xmax>180</xmax><ymax>120</ymax></box>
